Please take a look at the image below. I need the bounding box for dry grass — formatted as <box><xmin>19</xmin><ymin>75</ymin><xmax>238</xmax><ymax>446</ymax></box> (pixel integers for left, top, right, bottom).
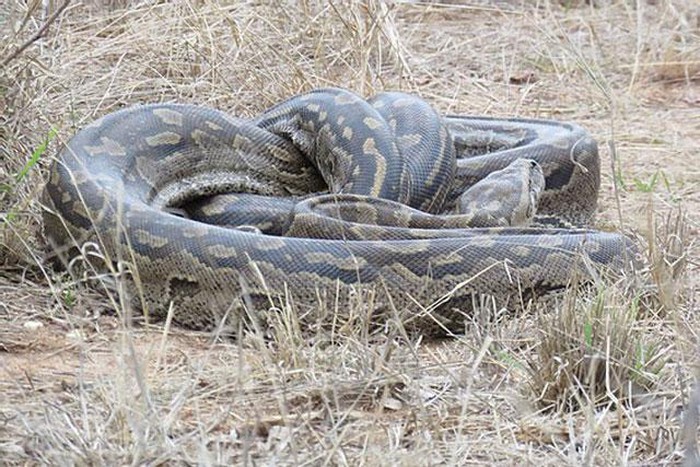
<box><xmin>1</xmin><ymin>0</ymin><xmax>699</xmax><ymax>464</ymax></box>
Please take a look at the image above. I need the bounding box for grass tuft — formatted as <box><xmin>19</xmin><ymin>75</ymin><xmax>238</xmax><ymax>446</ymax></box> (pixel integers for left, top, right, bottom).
<box><xmin>527</xmin><ymin>281</ymin><xmax>669</xmax><ymax>413</ymax></box>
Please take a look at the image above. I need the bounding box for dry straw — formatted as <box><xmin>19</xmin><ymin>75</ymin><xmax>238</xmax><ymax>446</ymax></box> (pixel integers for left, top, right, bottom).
<box><xmin>1</xmin><ymin>0</ymin><xmax>697</xmax><ymax>464</ymax></box>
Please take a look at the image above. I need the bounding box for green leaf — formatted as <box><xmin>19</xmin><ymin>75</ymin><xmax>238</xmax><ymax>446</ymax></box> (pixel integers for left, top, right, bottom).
<box><xmin>583</xmin><ymin>321</ymin><xmax>593</xmax><ymax>347</ymax></box>
<box><xmin>632</xmin><ymin>170</ymin><xmax>660</xmax><ymax>193</ymax></box>
<box><xmin>16</xmin><ymin>127</ymin><xmax>57</xmax><ymax>183</ymax></box>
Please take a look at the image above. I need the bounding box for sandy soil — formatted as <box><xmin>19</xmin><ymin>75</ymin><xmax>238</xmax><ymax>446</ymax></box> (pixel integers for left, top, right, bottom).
<box><xmin>1</xmin><ymin>0</ymin><xmax>698</xmax><ymax>464</ymax></box>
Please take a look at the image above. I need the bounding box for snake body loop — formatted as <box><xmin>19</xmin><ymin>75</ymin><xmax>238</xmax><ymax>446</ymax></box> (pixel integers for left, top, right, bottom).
<box><xmin>42</xmin><ymin>88</ymin><xmax>635</xmax><ymax>333</ymax></box>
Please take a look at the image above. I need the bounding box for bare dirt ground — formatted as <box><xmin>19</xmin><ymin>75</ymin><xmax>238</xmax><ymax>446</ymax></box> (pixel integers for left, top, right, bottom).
<box><xmin>1</xmin><ymin>0</ymin><xmax>698</xmax><ymax>464</ymax></box>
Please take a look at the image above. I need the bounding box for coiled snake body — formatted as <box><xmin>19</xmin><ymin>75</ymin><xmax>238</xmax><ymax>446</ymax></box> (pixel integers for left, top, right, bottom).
<box><xmin>43</xmin><ymin>88</ymin><xmax>634</xmax><ymax>333</ymax></box>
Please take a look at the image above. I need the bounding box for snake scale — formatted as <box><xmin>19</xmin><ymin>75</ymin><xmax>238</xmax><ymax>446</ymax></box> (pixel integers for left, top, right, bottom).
<box><xmin>42</xmin><ymin>88</ymin><xmax>635</xmax><ymax>334</ymax></box>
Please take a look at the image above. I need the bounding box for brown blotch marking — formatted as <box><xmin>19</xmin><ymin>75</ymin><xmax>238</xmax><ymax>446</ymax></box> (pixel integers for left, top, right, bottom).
<box><xmin>337</xmin><ymin>115</ymin><xmax>345</xmax><ymax>126</ymax></box>
<box><xmin>232</xmin><ymin>133</ymin><xmax>253</xmax><ymax>149</ymax></box>
<box><xmin>470</xmin><ymin>236</ymin><xmax>499</xmax><ymax>249</ymax></box>
<box><xmin>304</xmin><ymin>252</ymin><xmax>367</xmax><ymax>271</ymax></box>
<box><xmin>318</xmin><ymin>110</ymin><xmax>328</xmax><ymax>122</ymax></box>
<box><xmin>69</xmin><ymin>199</ymin><xmax>90</xmax><ymax>218</ymax></box>
<box><xmin>399</xmin><ymin>240</ymin><xmax>432</xmax><ymax>254</ymax></box>
<box><xmin>544</xmin><ymin>236</ymin><xmax>567</xmax><ymax>249</ymax></box>
<box><xmin>380</xmin><ymin>262</ymin><xmax>422</xmax><ymax>284</ymax></box>
<box><xmin>206</xmin><ymin>244</ymin><xmax>238</xmax><ymax>259</ymax></box>
<box><xmin>191</xmin><ymin>129</ymin><xmax>211</xmax><ymax>145</ymax></box>
<box><xmin>362</xmin><ymin>138</ymin><xmax>387</xmax><ymax>196</ymax></box>
<box><xmin>362</xmin><ymin>137</ymin><xmax>380</xmax><ymax>157</ymax></box>
<box><xmin>424</xmin><ymin>124</ymin><xmax>452</xmax><ymax>186</ymax></box>
<box><xmin>307</xmin><ymin>103</ymin><xmax>320</xmax><ymax>112</ymax></box>
<box><xmin>205</xmin><ymin>121</ymin><xmax>223</xmax><ymax>131</ymax></box>
<box><xmin>379</xmin><ymin>241</ymin><xmax>430</xmax><ymax>255</ymax></box>
<box><xmin>397</xmin><ymin>133</ymin><xmax>421</xmax><ymax>149</ymax></box>
<box><xmin>50</xmin><ymin>169</ymin><xmax>61</xmax><ymax>185</ymax></box>
<box><xmin>134</xmin><ymin>229</ymin><xmax>170</xmax><ymax>248</ymax></box>
<box><xmin>85</xmin><ymin>137</ymin><xmax>127</xmax><ymax>157</ymax></box>
<box><xmin>129</xmin><ymin>202</ymin><xmax>150</xmax><ymax>214</ymax></box>
<box><xmin>254</xmin><ymin>237</ymin><xmax>286</xmax><ymax>251</ymax></box>
<box><xmin>512</xmin><ymin>246</ymin><xmax>533</xmax><ymax>258</ymax></box>
<box><xmin>146</xmin><ymin>132</ymin><xmax>182</xmax><ymax>147</ymax></box>
<box><xmin>342</xmin><ymin>126</ymin><xmax>353</xmax><ymax>140</ymax></box>
<box><xmin>201</xmin><ymin>196</ymin><xmax>238</xmax><ymax>216</ymax></box>
<box><xmin>334</xmin><ymin>93</ymin><xmax>358</xmax><ymax>105</ymax></box>
<box><xmin>251</xmin><ymin>221</ymin><xmax>274</xmax><ymax>232</ymax></box>
<box><xmin>153</xmin><ymin>108</ymin><xmax>184</xmax><ymax>126</ymax></box>
<box><xmin>537</xmin><ymin>251</ymin><xmax>580</xmax><ymax>278</ymax></box>
<box><xmin>363</xmin><ymin>117</ymin><xmax>382</xmax><ymax>130</ymax></box>
<box><xmin>582</xmin><ymin>239</ymin><xmax>603</xmax><ymax>255</ymax></box>
<box><xmin>182</xmin><ymin>226</ymin><xmax>210</xmax><ymax>239</ymax></box>
<box><xmin>372</xmin><ymin>99</ymin><xmax>386</xmax><ymax>109</ymax></box>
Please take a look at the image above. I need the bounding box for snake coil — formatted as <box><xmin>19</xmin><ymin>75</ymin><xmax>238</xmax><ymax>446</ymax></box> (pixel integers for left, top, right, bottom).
<box><xmin>42</xmin><ymin>88</ymin><xmax>636</xmax><ymax>333</ymax></box>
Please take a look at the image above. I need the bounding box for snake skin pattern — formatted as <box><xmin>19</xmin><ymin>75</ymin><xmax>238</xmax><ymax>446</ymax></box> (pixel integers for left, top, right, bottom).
<box><xmin>42</xmin><ymin>88</ymin><xmax>635</xmax><ymax>333</ymax></box>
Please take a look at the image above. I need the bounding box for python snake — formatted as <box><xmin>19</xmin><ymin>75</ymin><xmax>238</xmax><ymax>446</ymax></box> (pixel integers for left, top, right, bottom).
<box><xmin>42</xmin><ymin>88</ymin><xmax>635</xmax><ymax>333</ymax></box>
